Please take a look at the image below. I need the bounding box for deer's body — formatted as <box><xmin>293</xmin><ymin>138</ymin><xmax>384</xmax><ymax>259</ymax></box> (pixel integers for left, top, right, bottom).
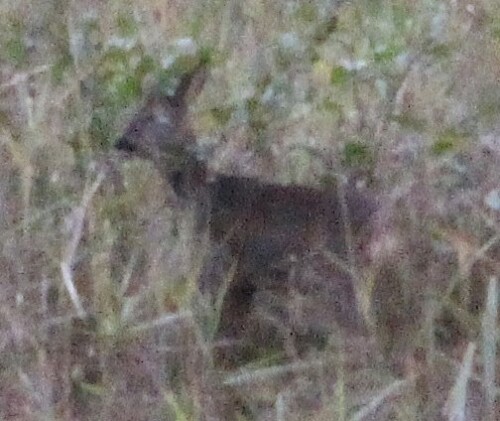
<box><xmin>114</xmin><ymin>67</ymin><xmax>375</xmax><ymax>361</ymax></box>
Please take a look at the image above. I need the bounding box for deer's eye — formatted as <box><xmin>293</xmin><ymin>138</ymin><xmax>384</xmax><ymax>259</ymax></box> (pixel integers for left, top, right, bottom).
<box><xmin>115</xmin><ymin>137</ymin><xmax>137</xmax><ymax>153</ymax></box>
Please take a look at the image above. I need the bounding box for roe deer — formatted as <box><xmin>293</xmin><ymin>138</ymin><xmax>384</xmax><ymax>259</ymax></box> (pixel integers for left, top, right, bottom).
<box><xmin>114</xmin><ymin>67</ymin><xmax>376</xmax><ymax>364</ymax></box>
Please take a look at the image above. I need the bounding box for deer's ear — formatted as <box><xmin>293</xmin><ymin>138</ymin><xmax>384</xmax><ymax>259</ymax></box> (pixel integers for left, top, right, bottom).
<box><xmin>168</xmin><ymin>66</ymin><xmax>207</xmax><ymax>107</ymax></box>
<box><xmin>168</xmin><ymin>170</ymin><xmax>185</xmax><ymax>198</ymax></box>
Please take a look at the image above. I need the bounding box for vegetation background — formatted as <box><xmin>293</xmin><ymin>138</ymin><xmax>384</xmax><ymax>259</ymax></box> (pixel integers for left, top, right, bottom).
<box><xmin>0</xmin><ymin>0</ymin><xmax>499</xmax><ymax>419</ymax></box>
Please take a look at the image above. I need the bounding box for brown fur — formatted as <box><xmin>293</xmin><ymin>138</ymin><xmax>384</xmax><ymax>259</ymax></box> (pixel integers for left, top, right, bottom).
<box><xmin>115</xmin><ymin>67</ymin><xmax>376</xmax><ymax>364</ymax></box>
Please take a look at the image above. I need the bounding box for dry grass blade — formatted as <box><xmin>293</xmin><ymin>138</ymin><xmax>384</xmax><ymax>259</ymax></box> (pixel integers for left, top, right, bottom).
<box><xmin>60</xmin><ymin>170</ymin><xmax>105</xmax><ymax>318</ymax></box>
<box><xmin>129</xmin><ymin>311</ymin><xmax>191</xmax><ymax>333</ymax></box>
<box><xmin>442</xmin><ymin>342</ymin><xmax>476</xmax><ymax>421</ymax></box>
<box><xmin>481</xmin><ymin>277</ymin><xmax>497</xmax><ymax>421</ymax></box>
<box><xmin>350</xmin><ymin>377</ymin><xmax>415</xmax><ymax>421</ymax></box>
<box><xmin>223</xmin><ymin>358</ymin><xmax>327</xmax><ymax>387</ymax></box>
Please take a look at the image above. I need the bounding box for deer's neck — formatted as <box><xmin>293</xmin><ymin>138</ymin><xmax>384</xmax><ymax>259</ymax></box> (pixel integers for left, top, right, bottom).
<box><xmin>167</xmin><ymin>155</ymin><xmax>211</xmax><ymax>233</ymax></box>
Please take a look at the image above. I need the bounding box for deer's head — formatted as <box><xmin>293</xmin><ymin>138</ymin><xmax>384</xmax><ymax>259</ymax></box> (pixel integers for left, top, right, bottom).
<box><xmin>116</xmin><ymin>67</ymin><xmax>206</xmax><ymax>168</ymax></box>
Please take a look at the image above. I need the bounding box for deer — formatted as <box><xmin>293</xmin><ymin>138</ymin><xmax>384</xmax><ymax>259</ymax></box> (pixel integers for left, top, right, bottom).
<box><xmin>114</xmin><ymin>66</ymin><xmax>376</xmax><ymax>366</ymax></box>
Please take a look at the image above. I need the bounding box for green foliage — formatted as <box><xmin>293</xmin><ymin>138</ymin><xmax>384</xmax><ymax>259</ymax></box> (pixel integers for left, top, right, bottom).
<box><xmin>373</xmin><ymin>43</ymin><xmax>402</xmax><ymax>64</ymax></box>
<box><xmin>116</xmin><ymin>12</ymin><xmax>138</xmax><ymax>37</ymax></box>
<box><xmin>5</xmin><ymin>36</ymin><xmax>27</xmax><ymax>65</ymax></box>
<box><xmin>51</xmin><ymin>50</ymin><xmax>74</xmax><ymax>83</ymax></box>
<box><xmin>432</xmin><ymin>129</ymin><xmax>466</xmax><ymax>156</ymax></box>
<box><xmin>295</xmin><ymin>3</ymin><xmax>317</xmax><ymax>23</ymax></box>
<box><xmin>2</xmin><ymin>0</ymin><xmax>500</xmax><ymax>419</ymax></box>
<box><xmin>320</xmin><ymin>98</ymin><xmax>343</xmax><ymax>115</ymax></box>
<box><xmin>210</xmin><ymin>106</ymin><xmax>234</xmax><ymax>125</ymax></box>
<box><xmin>2</xmin><ymin>17</ymin><xmax>27</xmax><ymax>66</ymax></box>
<box><xmin>343</xmin><ymin>141</ymin><xmax>372</xmax><ymax>168</ymax></box>
<box><xmin>330</xmin><ymin>66</ymin><xmax>350</xmax><ymax>86</ymax></box>
<box><xmin>391</xmin><ymin>114</ymin><xmax>427</xmax><ymax>132</ymax></box>
<box><xmin>246</xmin><ymin>96</ymin><xmax>272</xmax><ymax>152</ymax></box>
<box><xmin>477</xmin><ymin>85</ymin><xmax>500</xmax><ymax>124</ymax></box>
<box><xmin>88</xmin><ymin>48</ymin><xmax>156</xmax><ymax>148</ymax></box>
<box><xmin>428</xmin><ymin>43</ymin><xmax>452</xmax><ymax>59</ymax></box>
<box><xmin>98</xmin><ymin>47</ymin><xmax>145</xmax><ymax>104</ymax></box>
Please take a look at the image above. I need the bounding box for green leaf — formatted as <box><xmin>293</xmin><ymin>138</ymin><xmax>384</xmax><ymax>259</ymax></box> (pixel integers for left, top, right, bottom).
<box><xmin>343</xmin><ymin>142</ymin><xmax>372</xmax><ymax>167</ymax></box>
<box><xmin>432</xmin><ymin>130</ymin><xmax>466</xmax><ymax>156</ymax></box>
<box><xmin>331</xmin><ymin>66</ymin><xmax>350</xmax><ymax>85</ymax></box>
<box><xmin>116</xmin><ymin>13</ymin><xmax>138</xmax><ymax>37</ymax></box>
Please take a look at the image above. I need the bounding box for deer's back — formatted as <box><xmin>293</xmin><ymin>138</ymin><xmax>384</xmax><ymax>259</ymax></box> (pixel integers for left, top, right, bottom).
<box><xmin>207</xmin><ymin>175</ymin><xmax>373</xmax><ymax>258</ymax></box>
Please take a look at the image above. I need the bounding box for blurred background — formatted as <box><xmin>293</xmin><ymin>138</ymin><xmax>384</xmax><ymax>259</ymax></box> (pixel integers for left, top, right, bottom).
<box><xmin>0</xmin><ymin>0</ymin><xmax>499</xmax><ymax>419</ymax></box>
